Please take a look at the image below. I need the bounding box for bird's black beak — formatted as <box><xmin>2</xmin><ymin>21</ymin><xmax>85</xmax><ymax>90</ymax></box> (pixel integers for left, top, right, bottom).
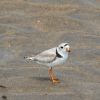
<box><xmin>68</xmin><ymin>49</ymin><xmax>71</xmax><ymax>52</ymax></box>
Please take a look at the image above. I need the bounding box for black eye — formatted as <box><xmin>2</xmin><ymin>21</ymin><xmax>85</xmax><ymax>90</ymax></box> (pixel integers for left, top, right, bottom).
<box><xmin>60</xmin><ymin>46</ymin><xmax>63</xmax><ymax>49</ymax></box>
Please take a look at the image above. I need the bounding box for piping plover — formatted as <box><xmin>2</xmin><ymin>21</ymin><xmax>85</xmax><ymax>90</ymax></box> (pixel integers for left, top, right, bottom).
<box><xmin>25</xmin><ymin>43</ymin><xmax>71</xmax><ymax>84</ymax></box>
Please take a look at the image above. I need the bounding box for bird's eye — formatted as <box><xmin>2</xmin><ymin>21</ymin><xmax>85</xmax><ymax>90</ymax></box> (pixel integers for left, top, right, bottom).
<box><xmin>60</xmin><ymin>46</ymin><xmax>63</xmax><ymax>49</ymax></box>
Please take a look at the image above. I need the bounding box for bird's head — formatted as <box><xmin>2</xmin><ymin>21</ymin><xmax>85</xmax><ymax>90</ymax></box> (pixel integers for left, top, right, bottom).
<box><xmin>57</xmin><ymin>43</ymin><xmax>71</xmax><ymax>55</ymax></box>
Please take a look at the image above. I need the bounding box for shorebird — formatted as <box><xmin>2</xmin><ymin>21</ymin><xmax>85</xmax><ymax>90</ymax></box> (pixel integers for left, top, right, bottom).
<box><xmin>25</xmin><ymin>43</ymin><xmax>71</xmax><ymax>84</ymax></box>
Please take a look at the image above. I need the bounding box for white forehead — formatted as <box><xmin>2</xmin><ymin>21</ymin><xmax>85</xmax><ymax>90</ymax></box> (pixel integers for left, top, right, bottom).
<box><xmin>66</xmin><ymin>45</ymin><xmax>70</xmax><ymax>48</ymax></box>
<box><xmin>59</xmin><ymin>43</ymin><xmax>69</xmax><ymax>46</ymax></box>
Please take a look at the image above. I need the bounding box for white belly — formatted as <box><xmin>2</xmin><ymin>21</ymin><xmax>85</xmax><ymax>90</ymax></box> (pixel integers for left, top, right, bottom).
<box><xmin>36</xmin><ymin>53</ymin><xmax>68</xmax><ymax>67</ymax></box>
<box><xmin>47</xmin><ymin>57</ymin><xmax>68</xmax><ymax>67</ymax></box>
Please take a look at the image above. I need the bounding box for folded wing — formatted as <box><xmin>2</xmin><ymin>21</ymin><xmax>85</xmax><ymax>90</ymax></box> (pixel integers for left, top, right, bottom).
<box><xmin>34</xmin><ymin>48</ymin><xmax>56</xmax><ymax>63</ymax></box>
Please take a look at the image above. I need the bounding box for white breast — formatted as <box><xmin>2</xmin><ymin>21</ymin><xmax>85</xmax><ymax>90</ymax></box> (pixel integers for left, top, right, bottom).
<box><xmin>47</xmin><ymin>53</ymin><xmax>68</xmax><ymax>67</ymax></box>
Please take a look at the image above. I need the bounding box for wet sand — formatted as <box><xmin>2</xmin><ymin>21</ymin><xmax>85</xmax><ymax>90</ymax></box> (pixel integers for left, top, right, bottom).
<box><xmin>0</xmin><ymin>0</ymin><xmax>100</xmax><ymax>100</ymax></box>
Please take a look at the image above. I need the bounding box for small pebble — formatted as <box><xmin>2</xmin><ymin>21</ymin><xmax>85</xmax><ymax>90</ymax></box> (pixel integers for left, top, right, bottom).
<box><xmin>1</xmin><ymin>95</ymin><xmax>7</xmax><ymax>100</ymax></box>
<box><xmin>0</xmin><ymin>85</ymin><xmax>7</xmax><ymax>88</ymax></box>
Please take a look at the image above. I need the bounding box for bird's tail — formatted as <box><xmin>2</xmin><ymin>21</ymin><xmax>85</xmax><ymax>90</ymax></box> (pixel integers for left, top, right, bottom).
<box><xmin>24</xmin><ymin>56</ymin><xmax>35</xmax><ymax>61</ymax></box>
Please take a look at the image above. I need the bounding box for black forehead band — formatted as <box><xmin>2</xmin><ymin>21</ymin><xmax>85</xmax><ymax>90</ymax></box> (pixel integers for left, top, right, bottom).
<box><xmin>64</xmin><ymin>43</ymin><xmax>68</xmax><ymax>46</ymax></box>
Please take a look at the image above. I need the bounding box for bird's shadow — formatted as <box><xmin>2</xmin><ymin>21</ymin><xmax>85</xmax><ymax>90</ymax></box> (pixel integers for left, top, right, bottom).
<box><xmin>30</xmin><ymin>76</ymin><xmax>50</xmax><ymax>81</ymax></box>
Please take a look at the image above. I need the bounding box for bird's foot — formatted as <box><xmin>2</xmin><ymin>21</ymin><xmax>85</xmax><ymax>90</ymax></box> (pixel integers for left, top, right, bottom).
<box><xmin>52</xmin><ymin>78</ymin><xmax>60</xmax><ymax>84</ymax></box>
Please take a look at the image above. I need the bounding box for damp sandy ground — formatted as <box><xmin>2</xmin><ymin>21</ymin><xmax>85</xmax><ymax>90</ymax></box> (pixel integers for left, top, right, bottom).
<box><xmin>0</xmin><ymin>0</ymin><xmax>100</xmax><ymax>100</ymax></box>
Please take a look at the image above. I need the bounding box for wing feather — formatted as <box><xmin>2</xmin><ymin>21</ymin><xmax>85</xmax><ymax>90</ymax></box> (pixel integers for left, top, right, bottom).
<box><xmin>34</xmin><ymin>48</ymin><xmax>56</xmax><ymax>63</ymax></box>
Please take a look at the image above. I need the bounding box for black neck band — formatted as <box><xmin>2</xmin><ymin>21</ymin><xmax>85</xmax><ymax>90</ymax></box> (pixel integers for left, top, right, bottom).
<box><xmin>56</xmin><ymin>49</ymin><xmax>63</xmax><ymax>58</ymax></box>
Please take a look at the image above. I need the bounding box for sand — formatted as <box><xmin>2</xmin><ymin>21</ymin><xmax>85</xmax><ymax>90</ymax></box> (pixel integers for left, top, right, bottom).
<box><xmin>0</xmin><ymin>0</ymin><xmax>100</xmax><ymax>100</ymax></box>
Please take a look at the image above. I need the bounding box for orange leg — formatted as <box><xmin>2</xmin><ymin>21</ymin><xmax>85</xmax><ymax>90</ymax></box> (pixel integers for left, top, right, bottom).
<box><xmin>48</xmin><ymin>67</ymin><xmax>60</xmax><ymax>84</ymax></box>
